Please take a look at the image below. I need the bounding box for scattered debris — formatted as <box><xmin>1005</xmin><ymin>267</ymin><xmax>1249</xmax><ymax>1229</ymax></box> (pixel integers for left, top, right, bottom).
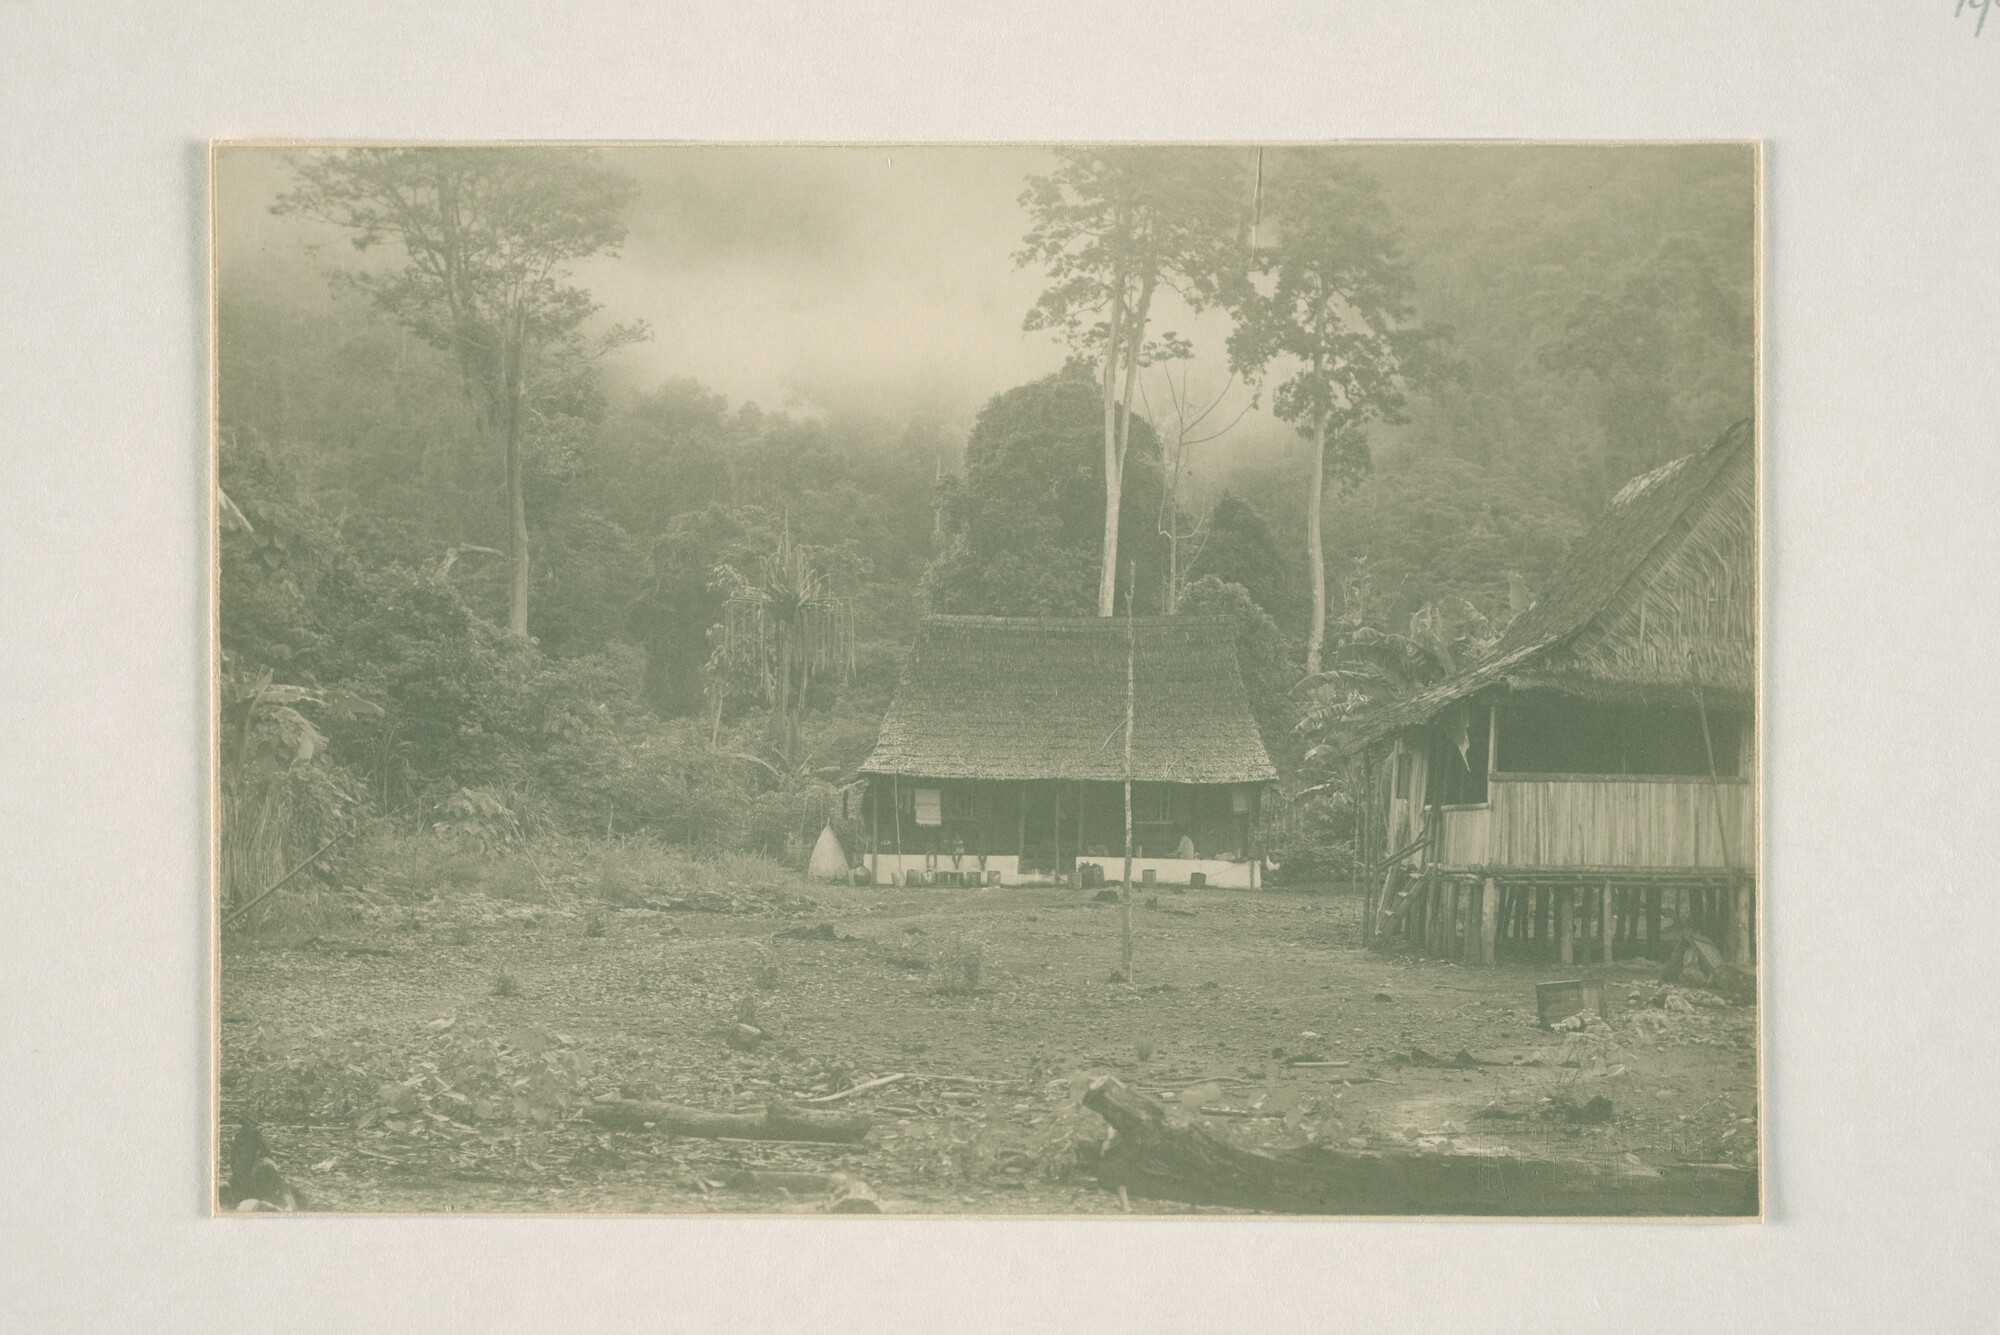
<box><xmin>584</xmin><ymin>1097</ymin><xmax>871</xmax><ymax>1143</ymax></box>
<box><xmin>296</xmin><ymin>936</ymin><xmax>397</xmax><ymax>957</ymax></box>
<box><xmin>1536</xmin><ymin>979</ymin><xmax>1611</xmax><ymax>1028</ymax></box>
<box><xmin>1552</xmin><ymin>1095</ymin><xmax>1614</xmax><ymax>1125</ymax></box>
<box><xmin>827</xmin><ymin>1173</ymin><xmax>884</xmax><ymax>1213</ymax></box>
<box><xmin>800</xmin><ymin>1072</ymin><xmax>910</xmax><ymax>1104</ymax></box>
<box><xmin>774</xmin><ymin>922</ymin><xmax>855</xmax><ymax>942</ymax></box>
<box><xmin>1392</xmin><ymin>1047</ymin><xmax>1487</xmax><ymax>1069</ymax></box>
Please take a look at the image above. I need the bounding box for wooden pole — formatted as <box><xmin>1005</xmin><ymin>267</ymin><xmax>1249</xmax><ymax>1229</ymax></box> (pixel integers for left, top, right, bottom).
<box><xmin>1016</xmin><ymin>783</ymin><xmax>1026</xmax><ymax>867</ymax></box>
<box><xmin>1481</xmin><ymin>876</ymin><xmax>1498</xmax><ymax>965</ymax></box>
<box><xmin>892</xmin><ymin>775</ymin><xmax>904</xmax><ymax>884</ymax></box>
<box><xmin>1559</xmin><ymin>887</ymin><xmax>1573</xmax><ymax>965</ymax></box>
<box><xmin>1053</xmin><ymin>784</ymin><xmax>1063</xmax><ymax>878</ymax></box>
<box><xmin>1121</xmin><ymin>575</ymin><xmax>1135</xmax><ymax>982</ymax></box>
<box><xmin>871</xmin><ymin>782</ymin><xmax>880</xmax><ymax>883</ymax></box>
<box><xmin>1449</xmin><ymin>880</ymin><xmax>1463</xmax><ymax>958</ymax></box>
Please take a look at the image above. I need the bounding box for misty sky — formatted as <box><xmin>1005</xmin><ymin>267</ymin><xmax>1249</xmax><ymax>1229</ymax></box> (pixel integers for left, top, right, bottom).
<box><xmin>215</xmin><ymin>145</ymin><xmax>1260</xmax><ymax>441</ymax></box>
<box><xmin>215</xmin><ymin>142</ymin><xmax>1754</xmax><ymax>483</ymax></box>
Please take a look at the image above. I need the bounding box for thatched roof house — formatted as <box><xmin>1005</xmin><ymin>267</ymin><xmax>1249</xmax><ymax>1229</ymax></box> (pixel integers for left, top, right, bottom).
<box><xmin>1352</xmin><ymin>419</ymin><xmax>1754</xmax><ymax>750</ymax></box>
<box><xmin>859</xmin><ymin>616</ymin><xmax>1276</xmax><ymax>888</ymax></box>
<box><xmin>1347</xmin><ymin>421</ymin><xmax>1757</xmax><ymax>968</ymax></box>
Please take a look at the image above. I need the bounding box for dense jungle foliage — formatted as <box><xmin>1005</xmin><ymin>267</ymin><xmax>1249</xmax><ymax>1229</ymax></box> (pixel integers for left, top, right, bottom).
<box><xmin>217</xmin><ymin>145</ymin><xmax>1753</xmax><ymax>903</ymax></box>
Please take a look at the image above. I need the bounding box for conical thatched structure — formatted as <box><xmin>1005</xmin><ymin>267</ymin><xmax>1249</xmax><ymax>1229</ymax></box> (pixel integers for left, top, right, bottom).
<box><xmin>807</xmin><ymin>824</ymin><xmax>849</xmax><ymax>882</ymax></box>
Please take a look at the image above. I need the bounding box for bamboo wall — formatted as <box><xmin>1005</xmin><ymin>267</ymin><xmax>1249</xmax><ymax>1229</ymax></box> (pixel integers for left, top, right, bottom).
<box><xmin>1486</xmin><ymin>776</ymin><xmax>1753</xmax><ymax>869</ymax></box>
<box><xmin>1437</xmin><ymin>807</ymin><xmax>1490</xmax><ymax>866</ymax></box>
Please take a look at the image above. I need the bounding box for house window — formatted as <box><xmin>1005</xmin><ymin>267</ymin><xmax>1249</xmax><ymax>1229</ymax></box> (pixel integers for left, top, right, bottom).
<box><xmin>1494</xmin><ymin>702</ymin><xmax>1742</xmax><ymax>777</ymax></box>
<box><xmin>913</xmin><ymin>787</ymin><xmax>943</xmax><ymax>826</ymax></box>
<box><xmin>1437</xmin><ymin>707</ymin><xmax>1491</xmax><ymax>805</ymax></box>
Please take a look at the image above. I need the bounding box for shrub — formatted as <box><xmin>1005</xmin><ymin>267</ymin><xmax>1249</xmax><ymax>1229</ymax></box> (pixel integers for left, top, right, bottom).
<box><xmin>932</xmin><ymin>935</ymin><xmax>984</xmax><ymax>995</ymax></box>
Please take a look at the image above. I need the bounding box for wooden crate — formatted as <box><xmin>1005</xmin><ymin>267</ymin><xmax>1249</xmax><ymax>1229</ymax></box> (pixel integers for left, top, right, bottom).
<box><xmin>1535</xmin><ymin>978</ymin><xmax>1610</xmax><ymax>1028</ymax></box>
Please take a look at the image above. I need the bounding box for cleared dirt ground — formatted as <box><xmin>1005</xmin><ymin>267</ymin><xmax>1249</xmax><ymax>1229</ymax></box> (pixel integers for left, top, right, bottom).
<box><xmin>219</xmin><ymin>879</ymin><xmax>1758</xmax><ymax>1215</ymax></box>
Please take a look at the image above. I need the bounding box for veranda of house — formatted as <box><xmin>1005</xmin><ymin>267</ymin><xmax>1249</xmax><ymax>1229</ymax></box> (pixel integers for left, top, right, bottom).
<box><xmin>858</xmin><ymin>615</ymin><xmax>1278</xmax><ymax>889</ymax></box>
<box><xmin>859</xmin><ymin>776</ymin><xmax>1266</xmax><ymax>888</ymax></box>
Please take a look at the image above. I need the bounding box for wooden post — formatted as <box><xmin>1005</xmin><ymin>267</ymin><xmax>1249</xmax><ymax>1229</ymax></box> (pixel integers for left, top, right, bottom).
<box><xmin>1559</xmin><ymin>888</ymin><xmax>1573</xmax><ymax>965</ymax></box>
<box><xmin>1601</xmin><ymin>882</ymin><xmax>1615</xmax><ymax>965</ymax></box>
<box><xmin>1693</xmin><ymin>685</ymin><xmax>1747</xmax><ymax>966</ymax></box>
<box><xmin>1449</xmin><ymin>880</ymin><xmax>1463</xmax><ymax>958</ymax></box>
<box><xmin>1481</xmin><ymin>876</ymin><xmax>1498</xmax><ymax>965</ymax></box>
<box><xmin>1646</xmin><ymin>887</ymin><xmax>1662</xmax><ymax>957</ymax></box>
<box><xmin>1461</xmin><ymin>880</ymin><xmax>1479</xmax><ymax>964</ymax></box>
<box><xmin>1121</xmin><ymin>577</ymin><xmax>1134</xmax><ymax>982</ymax></box>
<box><xmin>892</xmin><ymin>776</ymin><xmax>904</xmax><ymax>883</ymax></box>
<box><xmin>870</xmin><ymin>782</ymin><xmax>881</xmax><ymax>883</ymax></box>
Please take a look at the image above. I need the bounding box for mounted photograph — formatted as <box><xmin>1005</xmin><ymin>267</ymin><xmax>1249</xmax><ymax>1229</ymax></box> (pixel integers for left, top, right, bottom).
<box><xmin>212</xmin><ymin>141</ymin><xmax>1760</xmax><ymax>1217</ymax></box>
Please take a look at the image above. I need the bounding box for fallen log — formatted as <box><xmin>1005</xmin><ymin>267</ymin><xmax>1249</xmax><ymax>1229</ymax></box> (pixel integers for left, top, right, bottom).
<box><xmin>583</xmin><ymin>1098</ymin><xmax>871</xmax><ymax>1144</ymax></box>
<box><xmin>1081</xmin><ymin>1076</ymin><xmax>1756</xmax><ymax>1217</ymax></box>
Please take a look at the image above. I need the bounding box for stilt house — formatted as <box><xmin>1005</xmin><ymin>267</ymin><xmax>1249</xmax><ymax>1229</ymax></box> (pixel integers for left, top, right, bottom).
<box><xmin>859</xmin><ymin>616</ymin><xmax>1278</xmax><ymax>888</ymax></box>
<box><xmin>1346</xmin><ymin>421</ymin><xmax>1757</xmax><ymax>965</ymax></box>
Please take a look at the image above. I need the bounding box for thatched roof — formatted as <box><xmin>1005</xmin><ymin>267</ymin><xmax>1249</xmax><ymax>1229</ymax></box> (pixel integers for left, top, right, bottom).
<box><xmin>862</xmin><ymin>615</ymin><xmax>1278</xmax><ymax>784</ymax></box>
<box><xmin>1345</xmin><ymin>420</ymin><xmax>1756</xmax><ymax>750</ymax></box>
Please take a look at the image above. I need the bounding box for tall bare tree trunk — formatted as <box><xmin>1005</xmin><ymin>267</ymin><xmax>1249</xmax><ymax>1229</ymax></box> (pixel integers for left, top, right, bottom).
<box><xmin>1097</xmin><ymin>279</ymin><xmax>1127</xmax><ymax>617</ymax></box>
<box><xmin>1305</xmin><ymin>412</ymin><xmax>1327</xmax><ymax>676</ymax></box>
<box><xmin>502</xmin><ymin>327</ymin><xmax>531</xmax><ymax>637</ymax></box>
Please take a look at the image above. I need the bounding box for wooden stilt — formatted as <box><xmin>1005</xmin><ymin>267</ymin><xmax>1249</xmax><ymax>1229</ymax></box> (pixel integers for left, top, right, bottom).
<box><xmin>1481</xmin><ymin>876</ymin><xmax>1498</xmax><ymax>966</ymax></box>
<box><xmin>1602</xmin><ymin>882</ymin><xmax>1615</xmax><ymax>965</ymax></box>
<box><xmin>1646</xmin><ymin>887</ymin><xmax>1662</xmax><ymax>957</ymax></box>
<box><xmin>870</xmin><ymin>783</ymin><xmax>881</xmax><ymax>884</ymax></box>
<box><xmin>1559</xmin><ymin>888</ymin><xmax>1573</xmax><ymax>966</ymax></box>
